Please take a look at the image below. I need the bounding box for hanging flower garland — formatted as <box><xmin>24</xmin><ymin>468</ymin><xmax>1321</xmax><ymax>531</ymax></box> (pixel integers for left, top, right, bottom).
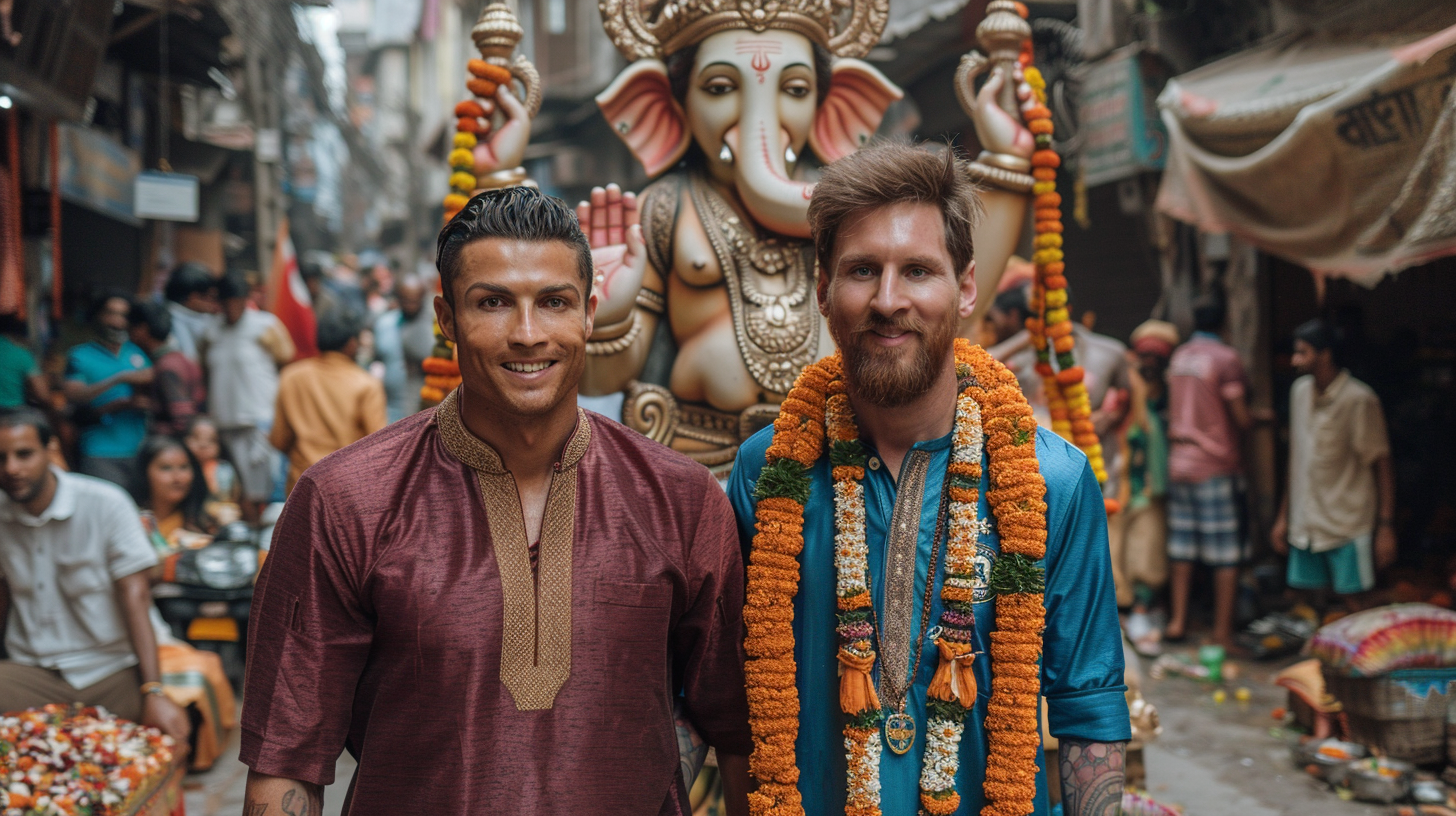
<box><xmin>442</xmin><ymin>59</ymin><xmax>513</xmax><ymax>225</ymax></box>
<box><xmin>1018</xmin><ymin>48</ymin><xmax>1112</xmax><ymax>499</ymax></box>
<box><xmin>744</xmin><ymin>340</ymin><xmax>1048</xmax><ymax>816</ymax></box>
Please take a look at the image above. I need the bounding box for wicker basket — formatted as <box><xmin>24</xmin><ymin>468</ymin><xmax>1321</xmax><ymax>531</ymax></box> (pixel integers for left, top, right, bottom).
<box><xmin>1344</xmin><ymin>713</ymin><xmax>1447</xmax><ymax>765</ymax></box>
<box><xmin>1322</xmin><ymin>668</ymin><xmax>1456</xmax><ymax>720</ymax></box>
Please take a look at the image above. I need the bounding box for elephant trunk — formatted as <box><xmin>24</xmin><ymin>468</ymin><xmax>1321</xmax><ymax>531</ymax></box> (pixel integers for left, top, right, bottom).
<box><xmin>730</xmin><ymin>121</ymin><xmax>813</xmax><ymax>239</ymax></box>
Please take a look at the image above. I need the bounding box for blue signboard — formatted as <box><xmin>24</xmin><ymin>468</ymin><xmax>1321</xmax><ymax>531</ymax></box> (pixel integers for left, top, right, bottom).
<box><xmin>1080</xmin><ymin>46</ymin><xmax>1169</xmax><ymax>187</ymax></box>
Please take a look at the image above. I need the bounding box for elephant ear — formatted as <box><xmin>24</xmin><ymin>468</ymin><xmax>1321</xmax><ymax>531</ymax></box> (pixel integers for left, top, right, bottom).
<box><xmin>808</xmin><ymin>59</ymin><xmax>903</xmax><ymax>164</ymax></box>
<box><xmin>596</xmin><ymin>60</ymin><xmax>691</xmax><ymax>178</ymax></box>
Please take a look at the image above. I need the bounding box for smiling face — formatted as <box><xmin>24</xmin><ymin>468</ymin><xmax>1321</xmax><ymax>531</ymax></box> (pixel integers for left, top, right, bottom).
<box><xmin>819</xmin><ymin>201</ymin><xmax>976</xmax><ymax>407</ymax></box>
<box><xmin>435</xmin><ymin>238</ymin><xmax>596</xmax><ymax>422</ymax></box>
<box><xmin>185</xmin><ymin>421</ymin><xmax>220</xmax><ymax>465</ymax></box>
<box><xmin>688</xmin><ymin>29</ymin><xmax>817</xmax><ymax>186</ymax></box>
<box><xmin>147</xmin><ymin>445</ymin><xmax>195</xmax><ymax>510</ymax></box>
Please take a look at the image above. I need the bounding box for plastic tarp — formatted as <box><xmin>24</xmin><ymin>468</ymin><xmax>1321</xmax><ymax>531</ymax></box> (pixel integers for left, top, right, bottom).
<box><xmin>1155</xmin><ymin>21</ymin><xmax>1456</xmax><ymax>285</ymax></box>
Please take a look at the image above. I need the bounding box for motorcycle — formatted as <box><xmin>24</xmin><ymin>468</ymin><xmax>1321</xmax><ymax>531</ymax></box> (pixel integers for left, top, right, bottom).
<box><xmin>151</xmin><ymin>521</ymin><xmax>260</xmax><ymax>690</ymax></box>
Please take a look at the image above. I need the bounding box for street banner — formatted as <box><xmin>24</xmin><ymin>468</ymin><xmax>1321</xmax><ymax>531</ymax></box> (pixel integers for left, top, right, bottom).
<box><xmin>265</xmin><ymin>218</ymin><xmax>317</xmax><ymax>360</ymax></box>
<box><xmin>1156</xmin><ymin>19</ymin><xmax>1456</xmax><ymax>284</ymax></box>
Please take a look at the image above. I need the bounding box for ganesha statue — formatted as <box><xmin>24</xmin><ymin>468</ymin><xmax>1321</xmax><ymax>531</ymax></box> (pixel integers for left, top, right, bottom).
<box><xmin>580</xmin><ymin>0</ymin><xmax>1037</xmax><ymax>474</ymax></box>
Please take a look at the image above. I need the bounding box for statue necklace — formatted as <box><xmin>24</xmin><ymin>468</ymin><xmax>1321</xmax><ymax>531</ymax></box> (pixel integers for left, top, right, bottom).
<box><xmin>866</xmin><ymin>480</ymin><xmax>950</xmax><ymax>754</ymax></box>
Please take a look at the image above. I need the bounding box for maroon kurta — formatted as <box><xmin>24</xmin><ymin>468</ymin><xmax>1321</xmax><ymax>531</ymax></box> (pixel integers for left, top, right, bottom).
<box><xmin>240</xmin><ymin>395</ymin><xmax>752</xmax><ymax>814</ymax></box>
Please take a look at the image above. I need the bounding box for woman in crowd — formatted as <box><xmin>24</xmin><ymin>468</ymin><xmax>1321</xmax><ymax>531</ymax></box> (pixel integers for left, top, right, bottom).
<box><xmin>133</xmin><ymin>434</ymin><xmax>216</xmax><ymax>551</ymax></box>
<box><xmin>183</xmin><ymin>415</ymin><xmax>242</xmax><ymax>526</ymax></box>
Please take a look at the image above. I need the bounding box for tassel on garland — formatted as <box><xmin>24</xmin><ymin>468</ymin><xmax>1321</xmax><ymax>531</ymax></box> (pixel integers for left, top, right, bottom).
<box><xmin>928</xmin><ymin>639</ymin><xmax>978</xmax><ymax>708</ymax></box>
<box><xmin>838</xmin><ymin>649</ymin><xmax>882</xmax><ymax>714</ymax></box>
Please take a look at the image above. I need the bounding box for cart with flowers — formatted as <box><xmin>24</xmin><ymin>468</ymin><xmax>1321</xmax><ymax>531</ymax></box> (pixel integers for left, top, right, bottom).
<box><xmin>0</xmin><ymin>704</ymin><xmax>184</xmax><ymax>816</ymax></box>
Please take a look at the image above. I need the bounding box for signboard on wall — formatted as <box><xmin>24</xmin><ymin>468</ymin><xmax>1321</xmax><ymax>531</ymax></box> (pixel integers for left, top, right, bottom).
<box><xmin>134</xmin><ymin>171</ymin><xmax>199</xmax><ymax>222</ymax></box>
<box><xmin>1080</xmin><ymin>46</ymin><xmax>1169</xmax><ymax>187</ymax></box>
<box><xmin>55</xmin><ymin>122</ymin><xmax>140</xmax><ymax>225</ymax></box>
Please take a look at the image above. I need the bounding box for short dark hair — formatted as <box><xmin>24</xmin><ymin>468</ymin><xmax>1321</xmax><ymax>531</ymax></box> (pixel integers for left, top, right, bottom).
<box><xmin>1192</xmin><ymin>295</ymin><xmax>1226</xmax><ymax>333</ymax></box>
<box><xmin>808</xmin><ymin>141</ymin><xmax>983</xmax><ymax>281</ymax></box>
<box><xmin>128</xmin><ymin>299</ymin><xmax>173</xmax><ymax>342</ymax></box>
<box><xmin>316</xmin><ymin>308</ymin><xmax>364</xmax><ymax>353</ymax></box>
<box><xmin>1294</xmin><ymin>318</ymin><xmax>1345</xmax><ymax>365</ymax></box>
<box><xmin>88</xmin><ymin>288</ymin><xmax>133</xmax><ymax>323</ymax></box>
<box><xmin>435</xmin><ymin>186</ymin><xmax>593</xmax><ymax>306</ymax></box>
<box><xmin>0</xmin><ymin>405</ymin><xmax>53</xmax><ymax>446</ymax></box>
<box><xmin>299</xmin><ymin>258</ymin><xmax>325</xmax><ymax>283</ymax></box>
<box><xmin>164</xmin><ymin>262</ymin><xmax>217</xmax><ymax>304</ymax></box>
<box><xmin>216</xmin><ymin>273</ymin><xmax>249</xmax><ymax>302</ymax></box>
<box><xmin>992</xmin><ymin>286</ymin><xmax>1028</xmax><ymax>320</ymax></box>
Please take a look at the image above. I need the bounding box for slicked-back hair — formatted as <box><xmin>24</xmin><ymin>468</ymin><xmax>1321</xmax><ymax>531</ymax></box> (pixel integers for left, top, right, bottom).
<box><xmin>808</xmin><ymin>141</ymin><xmax>983</xmax><ymax>280</ymax></box>
<box><xmin>436</xmin><ymin>186</ymin><xmax>593</xmax><ymax>307</ymax></box>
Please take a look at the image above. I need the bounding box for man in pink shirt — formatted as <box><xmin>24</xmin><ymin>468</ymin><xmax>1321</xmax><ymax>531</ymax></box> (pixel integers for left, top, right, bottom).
<box><xmin>1164</xmin><ymin>298</ymin><xmax>1260</xmax><ymax>648</ymax></box>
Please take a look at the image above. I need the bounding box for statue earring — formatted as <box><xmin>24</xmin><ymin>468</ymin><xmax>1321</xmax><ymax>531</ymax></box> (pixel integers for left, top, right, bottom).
<box><xmin>719</xmin><ymin>144</ymin><xmax>733</xmax><ymax>164</ymax></box>
<box><xmin>785</xmin><ymin>145</ymin><xmax>797</xmax><ymax>164</ymax></box>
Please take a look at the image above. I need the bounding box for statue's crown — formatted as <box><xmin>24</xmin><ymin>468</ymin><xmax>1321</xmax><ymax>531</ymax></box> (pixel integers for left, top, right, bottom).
<box><xmin>599</xmin><ymin>0</ymin><xmax>889</xmax><ymax>61</ymax></box>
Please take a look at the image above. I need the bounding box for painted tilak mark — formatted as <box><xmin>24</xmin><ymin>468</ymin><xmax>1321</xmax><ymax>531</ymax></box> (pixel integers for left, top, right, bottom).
<box><xmin>736</xmin><ymin>39</ymin><xmax>782</xmax><ymax>84</ymax></box>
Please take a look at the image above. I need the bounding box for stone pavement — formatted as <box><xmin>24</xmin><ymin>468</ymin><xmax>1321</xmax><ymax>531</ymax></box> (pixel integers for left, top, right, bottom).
<box><xmin>1136</xmin><ymin>647</ymin><xmax>1381</xmax><ymax>816</ymax></box>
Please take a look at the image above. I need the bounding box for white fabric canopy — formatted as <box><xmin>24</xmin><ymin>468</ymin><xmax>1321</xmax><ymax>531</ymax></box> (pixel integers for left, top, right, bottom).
<box><xmin>1155</xmin><ymin>20</ymin><xmax>1456</xmax><ymax>285</ymax></box>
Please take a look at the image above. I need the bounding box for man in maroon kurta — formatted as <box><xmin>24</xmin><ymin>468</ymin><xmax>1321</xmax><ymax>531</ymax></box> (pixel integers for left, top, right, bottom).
<box><xmin>240</xmin><ymin>186</ymin><xmax>752</xmax><ymax>814</ymax></box>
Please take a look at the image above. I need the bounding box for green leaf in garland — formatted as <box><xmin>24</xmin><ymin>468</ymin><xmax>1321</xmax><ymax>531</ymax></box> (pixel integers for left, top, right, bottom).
<box><xmin>754</xmin><ymin>458</ymin><xmax>810</xmax><ymax>504</ymax></box>
<box><xmin>927</xmin><ymin>697</ymin><xmax>969</xmax><ymax>722</ymax></box>
<box><xmin>1011</xmin><ymin>416</ymin><xmax>1032</xmax><ymax>446</ymax></box>
<box><xmin>829</xmin><ymin>438</ymin><xmax>867</xmax><ymax>468</ymax></box>
<box><xmin>989</xmin><ymin>552</ymin><xmax>1046</xmax><ymax>596</ymax></box>
<box><xmin>848</xmin><ymin>709</ymin><xmax>885</xmax><ymax>729</ymax></box>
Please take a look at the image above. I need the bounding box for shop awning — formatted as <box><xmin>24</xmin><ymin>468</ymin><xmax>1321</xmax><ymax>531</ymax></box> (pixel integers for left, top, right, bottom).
<box><xmin>1155</xmin><ymin>15</ymin><xmax>1456</xmax><ymax>285</ymax></box>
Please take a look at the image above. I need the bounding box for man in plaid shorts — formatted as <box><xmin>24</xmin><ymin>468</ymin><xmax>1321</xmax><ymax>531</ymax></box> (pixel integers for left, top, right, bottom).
<box><xmin>1164</xmin><ymin>297</ymin><xmax>1261</xmax><ymax>648</ymax></box>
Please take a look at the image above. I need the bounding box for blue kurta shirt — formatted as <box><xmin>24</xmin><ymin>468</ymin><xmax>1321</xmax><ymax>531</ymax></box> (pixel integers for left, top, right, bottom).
<box><xmin>726</xmin><ymin>424</ymin><xmax>1130</xmax><ymax>816</ymax></box>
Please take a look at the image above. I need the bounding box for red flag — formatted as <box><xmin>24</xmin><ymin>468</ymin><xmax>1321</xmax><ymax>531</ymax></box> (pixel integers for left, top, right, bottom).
<box><xmin>265</xmin><ymin>218</ymin><xmax>317</xmax><ymax>360</ymax></box>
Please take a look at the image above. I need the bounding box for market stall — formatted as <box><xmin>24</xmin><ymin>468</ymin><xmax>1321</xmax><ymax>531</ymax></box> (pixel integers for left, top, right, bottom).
<box><xmin>0</xmin><ymin>705</ymin><xmax>183</xmax><ymax>816</ymax></box>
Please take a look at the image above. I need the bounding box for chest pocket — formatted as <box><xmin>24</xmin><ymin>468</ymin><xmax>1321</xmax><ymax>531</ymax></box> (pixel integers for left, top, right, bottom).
<box><xmin>593</xmin><ymin>580</ymin><xmax>672</xmax><ymax>643</ymax></box>
<box><xmin>55</xmin><ymin>556</ymin><xmax>110</xmax><ymax>600</ymax></box>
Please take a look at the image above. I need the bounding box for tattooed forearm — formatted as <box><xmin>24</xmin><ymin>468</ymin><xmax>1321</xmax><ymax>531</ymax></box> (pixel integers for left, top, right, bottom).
<box><xmin>1059</xmin><ymin>738</ymin><xmax>1126</xmax><ymax>816</ymax></box>
<box><xmin>242</xmin><ymin>771</ymin><xmax>322</xmax><ymax>816</ymax></box>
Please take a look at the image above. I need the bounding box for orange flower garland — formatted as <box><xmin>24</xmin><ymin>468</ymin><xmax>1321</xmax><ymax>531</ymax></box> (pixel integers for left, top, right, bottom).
<box><xmin>1019</xmin><ymin>54</ymin><xmax>1111</xmax><ymax>500</ymax></box>
<box><xmin>744</xmin><ymin>340</ymin><xmax>1048</xmax><ymax>816</ymax></box>
<box><xmin>442</xmin><ymin>60</ymin><xmax>514</xmax><ymax>224</ymax></box>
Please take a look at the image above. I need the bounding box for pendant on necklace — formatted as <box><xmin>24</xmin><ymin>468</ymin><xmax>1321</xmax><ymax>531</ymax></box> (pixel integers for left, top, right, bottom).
<box><xmin>884</xmin><ymin>711</ymin><xmax>916</xmax><ymax>755</ymax></box>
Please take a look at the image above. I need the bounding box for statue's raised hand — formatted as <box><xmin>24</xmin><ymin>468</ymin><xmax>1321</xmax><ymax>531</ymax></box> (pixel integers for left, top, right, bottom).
<box><xmin>576</xmin><ymin>184</ymin><xmax>647</xmax><ymax>327</ymax></box>
<box><xmin>960</xmin><ymin>62</ymin><xmax>1036</xmax><ymax>160</ymax></box>
<box><xmin>472</xmin><ymin>85</ymin><xmax>532</xmax><ymax>175</ymax></box>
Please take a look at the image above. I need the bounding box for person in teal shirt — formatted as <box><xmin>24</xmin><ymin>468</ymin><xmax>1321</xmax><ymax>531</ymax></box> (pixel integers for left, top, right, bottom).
<box><xmin>726</xmin><ymin>143</ymin><xmax>1129</xmax><ymax>816</ymax></box>
<box><xmin>0</xmin><ymin>314</ymin><xmax>47</xmax><ymax>409</ymax></box>
<box><xmin>64</xmin><ymin>293</ymin><xmax>153</xmax><ymax>488</ymax></box>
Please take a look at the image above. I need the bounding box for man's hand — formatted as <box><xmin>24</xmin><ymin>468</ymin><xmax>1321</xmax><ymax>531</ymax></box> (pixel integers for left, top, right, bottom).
<box><xmin>143</xmin><ymin>693</ymin><xmax>192</xmax><ymax>743</ymax></box>
<box><xmin>1270</xmin><ymin>512</ymin><xmax>1289</xmax><ymax>555</ymax></box>
<box><xmin>244</xmin><ymin>771</ymin><xmax>323</xmax><ymax>816</ymax></box>
<box><xmin>1375</xmin><ymin>524</ymin><xmax>1397</xmax><ymax>570</ymax></box>
<box><xmin>118</xmin><ymin>368</ymin><xmax>155</xmax><ymax>387</ymax></box>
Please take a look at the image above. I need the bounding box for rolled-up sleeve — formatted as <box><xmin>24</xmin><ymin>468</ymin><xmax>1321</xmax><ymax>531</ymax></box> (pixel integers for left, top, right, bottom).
<box><xmin>675</xmin><ymin>470</ymin><xmax>754</xmax><ymax>757</ymax></box>
<box><xmin>240</xmin><ymin>475</ymin><xmax>373</xmax><ymax>785</ymax></box>
<box><xmin>1039</xmin><ymin>432</ymin><xmax>1131</xmax><ymax>742</ymax></box>
<box><xmin>103</xmin><ymin>487</ymin><xmax>159</xmax><ymax>580</ymax></box>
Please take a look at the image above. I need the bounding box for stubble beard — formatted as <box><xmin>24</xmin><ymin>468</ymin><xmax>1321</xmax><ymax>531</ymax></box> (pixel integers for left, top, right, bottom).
<box><xmin>831</xmin><ymin>308</ymin><xmax>957</xmax><ymax>408</ymax></box>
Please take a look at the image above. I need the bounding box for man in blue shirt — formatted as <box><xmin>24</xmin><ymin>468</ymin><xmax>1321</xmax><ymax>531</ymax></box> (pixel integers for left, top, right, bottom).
<box><xmin>726</xmin><ymin>143</ymin><xmax>1128</xmax><ymax>816</ymax></box>
<box><xmin>64</xmin><ymin>293</ymin><xmax>152</xmax><ymax>489</ymax></box>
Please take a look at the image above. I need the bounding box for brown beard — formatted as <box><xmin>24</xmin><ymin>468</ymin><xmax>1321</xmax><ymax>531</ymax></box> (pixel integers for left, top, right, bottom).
<box><xmin>831</xmin><ymin>307</ymin><xmax>957</xmax><ymax>408</ymax></box>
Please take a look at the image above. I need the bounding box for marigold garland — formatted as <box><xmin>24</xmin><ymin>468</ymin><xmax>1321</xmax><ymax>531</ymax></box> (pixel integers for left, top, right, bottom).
<box><xmin>1019</xmin><ymin>51</ymin><xmax>1113</xmax><ymax>509</ymax></box>
<box><xmin>744</xmin><ymin>340</ymin><xmax>1048</xmax><ymax>816</ymax></box>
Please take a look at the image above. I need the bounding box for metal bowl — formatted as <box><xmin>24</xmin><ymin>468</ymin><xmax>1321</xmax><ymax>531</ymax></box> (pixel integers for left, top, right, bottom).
<box><xmin>1293</xmin><ymin>738</ymin><xmax>1367</xmax><ymax>781</ymax></box>
<box><xmin>1346</xmin><ymin>757</ymin><xmax>1414</xmax><ymax>803</ymax></box>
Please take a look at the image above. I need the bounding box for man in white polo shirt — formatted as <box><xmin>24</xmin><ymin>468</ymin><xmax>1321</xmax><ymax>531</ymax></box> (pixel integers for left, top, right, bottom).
<box><xmin>0</xmin><ymin>406</ymin><xmax>189</xmax><ymax>741</ymax></box>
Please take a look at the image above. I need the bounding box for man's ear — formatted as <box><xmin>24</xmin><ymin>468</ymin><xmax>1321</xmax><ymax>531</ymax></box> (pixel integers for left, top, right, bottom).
<box><xmin>434</xmin><ymin>294</ymin><xmax>455</xmax><ymax>344</ymax></box>
<box><xmin>584</xmin><ymin>290</ymin><xmax>598</xmax><ymax>337</ymax></box>
<box><xmin>958</xmin><ymin>260</ymin><xmax>978</xmax><ymax>319</ymax></box>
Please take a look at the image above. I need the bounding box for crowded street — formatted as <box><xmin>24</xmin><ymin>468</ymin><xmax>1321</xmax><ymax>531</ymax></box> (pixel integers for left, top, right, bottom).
<box><xmin>2</xmin><ymin>0</ymin><xmax>1455</xmax><ymax>815</ymax></box>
